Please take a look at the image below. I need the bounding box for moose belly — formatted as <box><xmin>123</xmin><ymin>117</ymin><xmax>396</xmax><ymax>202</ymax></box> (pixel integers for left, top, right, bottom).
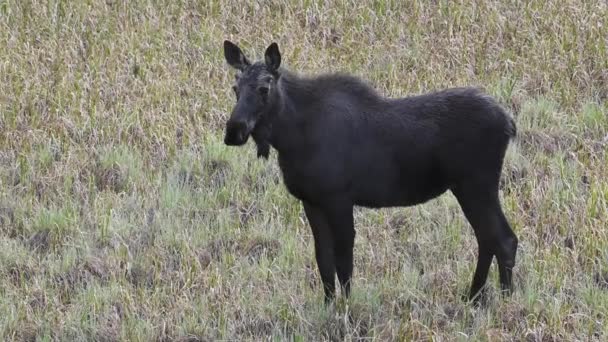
<box><xmin>277</xmin><ymin>154</ymin><xmax>351</xmax><ymax>203</ymax></box>
<box><xmin>352</xmin><ymin>159</ymin><xmax>449</xmax><ymax>208</ymax></box>
<box><xmin>277</xmin><ymin>150</ymin><xmax>448</xmax><ymax>207</ymax></box>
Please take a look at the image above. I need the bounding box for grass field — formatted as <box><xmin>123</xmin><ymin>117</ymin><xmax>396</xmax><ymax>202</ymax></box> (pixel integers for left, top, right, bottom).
<box><xmin>0</xmin><ymin>0</ymin><xmax>607</xmax><ymax>340</ymax></box>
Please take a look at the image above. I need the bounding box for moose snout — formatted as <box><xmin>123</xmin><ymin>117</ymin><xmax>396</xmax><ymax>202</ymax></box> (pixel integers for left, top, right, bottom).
<box><xmin>224</xmin><ymin>120</ymin><xmax>250</xmax><ymax>146</ymax></box>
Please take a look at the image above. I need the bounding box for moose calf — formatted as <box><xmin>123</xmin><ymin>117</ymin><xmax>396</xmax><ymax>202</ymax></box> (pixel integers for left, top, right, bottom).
<box><xmin>222</xmin><ymin>40</ymin><xmax>518</xmax><ymax>304</ymax></box>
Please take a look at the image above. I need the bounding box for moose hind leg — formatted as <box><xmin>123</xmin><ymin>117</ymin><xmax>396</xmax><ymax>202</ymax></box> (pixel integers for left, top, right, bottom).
<box><xmin>334</xmin><ymin>230</ymin><xmax>355</xmax><ymax>298</ymax></box>
<box><xmin>495</xmin><ymin>208</ymin><xmax>518</xmax><ymax>294</ymax></box>
<box><xmin>326</xmin><ymin>202</ymin><xmax>355</xmax><ymax>298</ymax></box>
<box><xmin>453</xmin><ymin>183</ymin><xmax>518</xmax><ymax>301</ymax></box>
<box><xmin>303</xmin><ymin>202</ymin><xmax>336</xmax><ymax>303</ymax></box>
<box><xmin>470</xmin><ymin>247</ymin><xmax>494</xmax><ymax>302</ymax></box>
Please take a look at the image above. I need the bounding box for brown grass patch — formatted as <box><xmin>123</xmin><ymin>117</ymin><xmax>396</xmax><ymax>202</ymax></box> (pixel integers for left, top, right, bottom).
<box><xmin>7</xmin><ymin>263</ymin><xmax>34</xmax><ymax>286</ymax></box>
<box><xmin>235</xmin><ymin>318</ymin><xmax>274</xmax><ymax>339</ymax></box>
<box><xmin>9</xmin><ymin>320</ymin><xmax>40</xmax><ymax>342</ymax></box>
<box><xmin>53</xmin><ymin>264</ymin><xmax>102</xmax><ymax>293</ymax></box>
<box><xmin>518</xmin><ymin>130</ymin><xmax>579</xmax><ymax>156</ymax></box>
<box><xmin>27</xmin><ymin>229</ymin><xmax>51</xmax><ymax>253</ymax></box>
<box><xmin>127</xmin><ymin>262</ymin><xmax>154</xmax><ymax>289</ymax></box>
<box><xmin>500</xmin><ymin>163</ymin><xmax>529</xmax><ymax>193</ymax></box>
<box><xmin>28</xmin><ymin>289</ymin><xmax>48</xmax><ymax>312</ymax></box>
<box><xmin>593</xmin><ymin>270</ymin><xmax>608</xmax><ymax>289</ymax></box>
<box><xmin>205</xmin><ymin>159</ymin><xmax>230</xmax><ymax>188</ymax></box>
<box><xmin>174</xmin><ymin>335</ymin><xmax>212</xmax><ymax>342</ymax></box>
<box><xmin>243</xmin><ymin>237</ymin><xmax>281</xmax><ymax>262</ymax></box>
<box><xmin>93</xmin><ymin>303</ymin><xmax>125</xmax><ymax>342</ymax></box>
<box><xmin>237</xmin><ymin>202</ymin><xmax>261</xmax><ymax>228</ymax></box>
<box><xmin>95</xmin><ymin>163</ymin><xmax>128</xmax><ymax>193</ymax></box>
<box><xmin>197</xmin><ymin>249</ymin><xmax>212</xmax><ymax>270</ymax></box>
<box><xmin>204</xmin><ymin>237</ymin><xmax>281</xmax><ymax>263</ymax></box>
<box><xmin>0</xmin><ymin>206</ymin><xmax>18</xmax><ymax>237</ymax></box>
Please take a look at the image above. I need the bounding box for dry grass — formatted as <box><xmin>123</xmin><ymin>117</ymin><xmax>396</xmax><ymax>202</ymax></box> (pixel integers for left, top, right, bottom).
<box><xmin>1</xmin><ymin>0</ymin><xmax>607</xmax><ymax>340</ymax></box>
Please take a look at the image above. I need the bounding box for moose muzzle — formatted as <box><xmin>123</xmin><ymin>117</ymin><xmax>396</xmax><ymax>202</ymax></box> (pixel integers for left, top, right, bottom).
<box><xmin>224</xmin><ymin>120</ymin><xmax>250</xmax><ymax>146</ymax></box>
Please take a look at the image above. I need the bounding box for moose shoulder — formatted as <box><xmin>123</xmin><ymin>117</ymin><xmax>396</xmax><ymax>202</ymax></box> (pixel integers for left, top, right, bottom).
<box><xmin>222</xmin><ymin>40</ymin><xmax>518</xmax><ymax>304</ymax></box>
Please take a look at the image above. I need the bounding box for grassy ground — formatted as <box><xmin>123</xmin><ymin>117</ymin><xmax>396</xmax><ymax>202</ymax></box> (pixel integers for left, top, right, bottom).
<box><xmin>0</xmin><ymin>0</ymin><xmax>607</xmax><ymax>340</ymax></box>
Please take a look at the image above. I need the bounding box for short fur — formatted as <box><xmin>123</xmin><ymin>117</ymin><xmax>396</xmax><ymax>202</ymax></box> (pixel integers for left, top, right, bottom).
<box><xmin>223</xmin><ymin>40</ymin><xmax>519</xmax><ymax>304</ymax></box>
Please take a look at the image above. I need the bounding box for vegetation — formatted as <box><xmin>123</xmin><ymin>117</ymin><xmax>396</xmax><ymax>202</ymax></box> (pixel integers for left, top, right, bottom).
<box><xmin>0</xmin><ymin>0</ymin><xmax>606</xmax><ymax>340</ymax></box>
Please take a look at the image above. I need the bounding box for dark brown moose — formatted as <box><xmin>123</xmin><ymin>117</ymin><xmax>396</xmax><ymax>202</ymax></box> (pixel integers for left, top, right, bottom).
<box><xmin>222</xmin><ymin>40</ymin><xmax>518</xmax><ymax>304</ymax></box>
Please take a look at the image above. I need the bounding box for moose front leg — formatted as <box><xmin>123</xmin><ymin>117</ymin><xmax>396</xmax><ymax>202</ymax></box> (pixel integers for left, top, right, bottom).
<box><xmin>323</xmin><ymin>199</ymin><xmax>355</xmax><ymax>299</ymax></box>
<box><xmin>303</xmin><ymin>202</ymin><xmax>336</xmax><ymax>303</ymax></box>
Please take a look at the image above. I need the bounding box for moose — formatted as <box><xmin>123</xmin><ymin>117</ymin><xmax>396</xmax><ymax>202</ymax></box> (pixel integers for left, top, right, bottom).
<box><xmin>222</xmin><ymin>40</ymin><xmax>518</xmax><ymax>304</ymax></box>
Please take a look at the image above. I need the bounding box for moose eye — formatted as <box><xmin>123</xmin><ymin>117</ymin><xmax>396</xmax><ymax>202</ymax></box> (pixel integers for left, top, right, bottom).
<box><xmin>258</xmin><ymin>86</ymin><xmax>269</xmax><ymax>98</ymax></box>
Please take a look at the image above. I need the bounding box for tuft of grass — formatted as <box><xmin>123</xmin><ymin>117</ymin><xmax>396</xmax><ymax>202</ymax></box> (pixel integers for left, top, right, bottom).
<box><xmin>0</xmin><ymin>0</ymin><xmax>607</xmax><ymax>340</ymax></box>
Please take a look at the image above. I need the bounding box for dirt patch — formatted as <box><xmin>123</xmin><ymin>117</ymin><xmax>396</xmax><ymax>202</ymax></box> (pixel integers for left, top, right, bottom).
<box><xmin>236</xmin><ymin>202</ymin><xmax>261</xmax><ymax>228</ymax></box>
<box><xmin>53</xmin><ymin>266</ymin><xmax>93</xmax><ymax>291</ymax></box>
<box><xmin>564</xmin><ymin>235</ymin><xmax>575</xmax><ymax>250</ymax></box>
<box><xmin>188</xmin><ymin>209</ymin><xmax>211</xmax><ymax>221</ymax></box>
<box><xmin>127</xmin><ymin>262</ymin><xmax>154</xmax><ymax>289</ymax></box>
<box><xmin>33</xmin><ymin>178</ymin><xmax>67</xmax><ymax>205</ymax></box>
<box><xmin>498</xmin><ymin>301</ymin><xmax>529</xmax><ymax>332</ymax></box>
<box><xmin>84</xmin><ymin>256</ymin><xmax>111</xmax><ymax>282</ymax></box>
<box><xmin>9</xmin><ymin>165</ymin><xmax>21</xmax><ymax>186</ymax></box>
<box><xmin>173</xmin><ymin>335</ymin><xmax>213</xmax><ymax>342</ymax></box>
<box><xmin>246</xmin><ymin>174</ymin><xmax>261</xmax><ymax>193</ymax></box>
<box><xmin>434</xmin><ymin>301</ymin><xmax>465</xmax><ymax>331</ymax></box>
<box><xmin>395</xmin><ymin>241</ymin><xmax>424</xmax><ymax>275</ymax></box>
<box><xmin>93</xmin><ymin>303</ymin><xmax>124</xmax><ymax>342</ymax></box>
<box><xmin>235</xmin><ymin>318</ymin><xmax>274</xmax><ymax>338</ymax></box>
<box><xmin>300</xmin><ymin>12</ymin><xmax>342</xmax><ymax>46</ymax></box>
<box><xmin>7</xmin><ymin>263</ymin><xmax>34</xmax><ymax>286</ymax></box>
<box><xmin>521</xmin><ymin>72</ymin><xmax>550</xmax><ymax>96</ymax></box>
<box><xmin>500</xmin><ymin>164</ymin><xmax>528</xmax><ymax>192</ymax></box>
<box><xmin>576</xmin><ymin>136</ymin><xmax>608</xmax><ymax>161</ymax></box>
<box><xmin>0</xmin><ymin>206</ymin><xmax>19</xmax><ymax>238</ymax></box>
<box><xmin>242</xmin><ymin>238</ymin><xmax>281</xmax><ymax>262</ymax></box>
<box><xmin>205</xmin><ymin>159</ymin><xmax>230</xmax><ymax>188</ymax></box>
<box><xmin>442</xmin><ymin>301</ymin><xmax>465</xmax><ymax>322</ymax></box>
<box><xmin>95</xmin><ymin>163</ymin><xmax>128</xmax><ymax>193</ymax></box>
<box><xmin>197</xmin><ymin>249</ymin><xmax>212</xmax><ymax>270</ymax></box>
<box><xmin>204</xmin><ymin>238</ymin><xmax>239</xmax><ymax>260</ymax></box>
<box><xmin>387</xmin><ymin>212</ymin><xmax>411</xmax><ymax>233</ymax></box>
<box><xmin>204</xmin><ymin>237</ymin><xmax>281</xmax><ymax>263</ymax></box>
<box><xmin>112</xmin><ymin>210</ymin><xmax>157</xmax><ymax>257</ymax></box>
<box><xmin>420</xmin><ymin>267</ymin><xmax>454</xmax><ymax>295</ymax></box>
<box><xmin>593</xmin><ymin>270</ymin><xmax>608</xmax><ymax>289</ymax></box>
<box><xmin>304</xmin><ymin>262</ymin><xmax>318</xmax><ymax>289</ymax></box>
<box><xmin>0</xmin><ymin>207</ymin><xmax>15</xmax><ymax>227</ymax></box>
<box><xmin>315</xmin><ymin>307</ymin><xmax>371</xmax><ymax>341</ymax></box>
<box><xmin>146</xmin><ymin>207</ymin><xmax>156</xmax><ymax>226</ymax></box>
<box><xmin>586</xmin><ymin>138</ymin><xmax>607</xmax><ymax>155</ymax></box>
<box><xmin>129</xmin><ymin>227</ymin><xmax>158</xmax><ymax>256</ymax></box>
<box><xmin>150</xmin><ymin>143</ymin><xmax>169</xmax><ymax>170</ymax></box>
<box><xmin>317</xmin><ymin>314</ymin><xmax>348</xmax><ymax>342</ymax></box>
<box><xmin>28</xmin><ymin>289</ymin><xmax>47</xmax><ymax>311</ymax></box>
<box><xmin>128</xmin><ymin>248</ymin><xmax>208</xmax><ymax>290</ymax></box>
<box><xmin>9</xmin><ymin>320</ymin><xmax>39</xmax><ymax>342</ymax></box>
<box><xmin>52</xmin><ymin>257</ymin><xmax>111</xmax><ymax>296</ymax></box>
<box><xmin>0</xmin><ymin>150</ymin><xmax>13</xmax><ymax>167</ymax></box>
<box><xmin>176</xmin><ymin>168</ymin><xmax>203</xmax><ymax>189</ymax></box>
<box><xmin>27</xmin><ymin>229</ymin><xmax>51</xmax><ymax>253</ymax></box>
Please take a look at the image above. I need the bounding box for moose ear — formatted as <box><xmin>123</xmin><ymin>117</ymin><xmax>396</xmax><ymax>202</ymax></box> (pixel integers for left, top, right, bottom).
<box><xmin>224</xmin><ymin>40</ymin><xmax>250</xmax><ymax>70</ymax></box>
<box><xmin>264</xmin><ymin>42</ymin><xmax>281</xmax><ymax>72</ymax></box>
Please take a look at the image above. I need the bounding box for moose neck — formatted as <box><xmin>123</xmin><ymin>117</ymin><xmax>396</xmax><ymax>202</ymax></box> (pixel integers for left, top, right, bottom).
<box><xmin>252</xmin><ymin>69</ymin><xmax>312</xmax><ymax>158</ymax></box>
